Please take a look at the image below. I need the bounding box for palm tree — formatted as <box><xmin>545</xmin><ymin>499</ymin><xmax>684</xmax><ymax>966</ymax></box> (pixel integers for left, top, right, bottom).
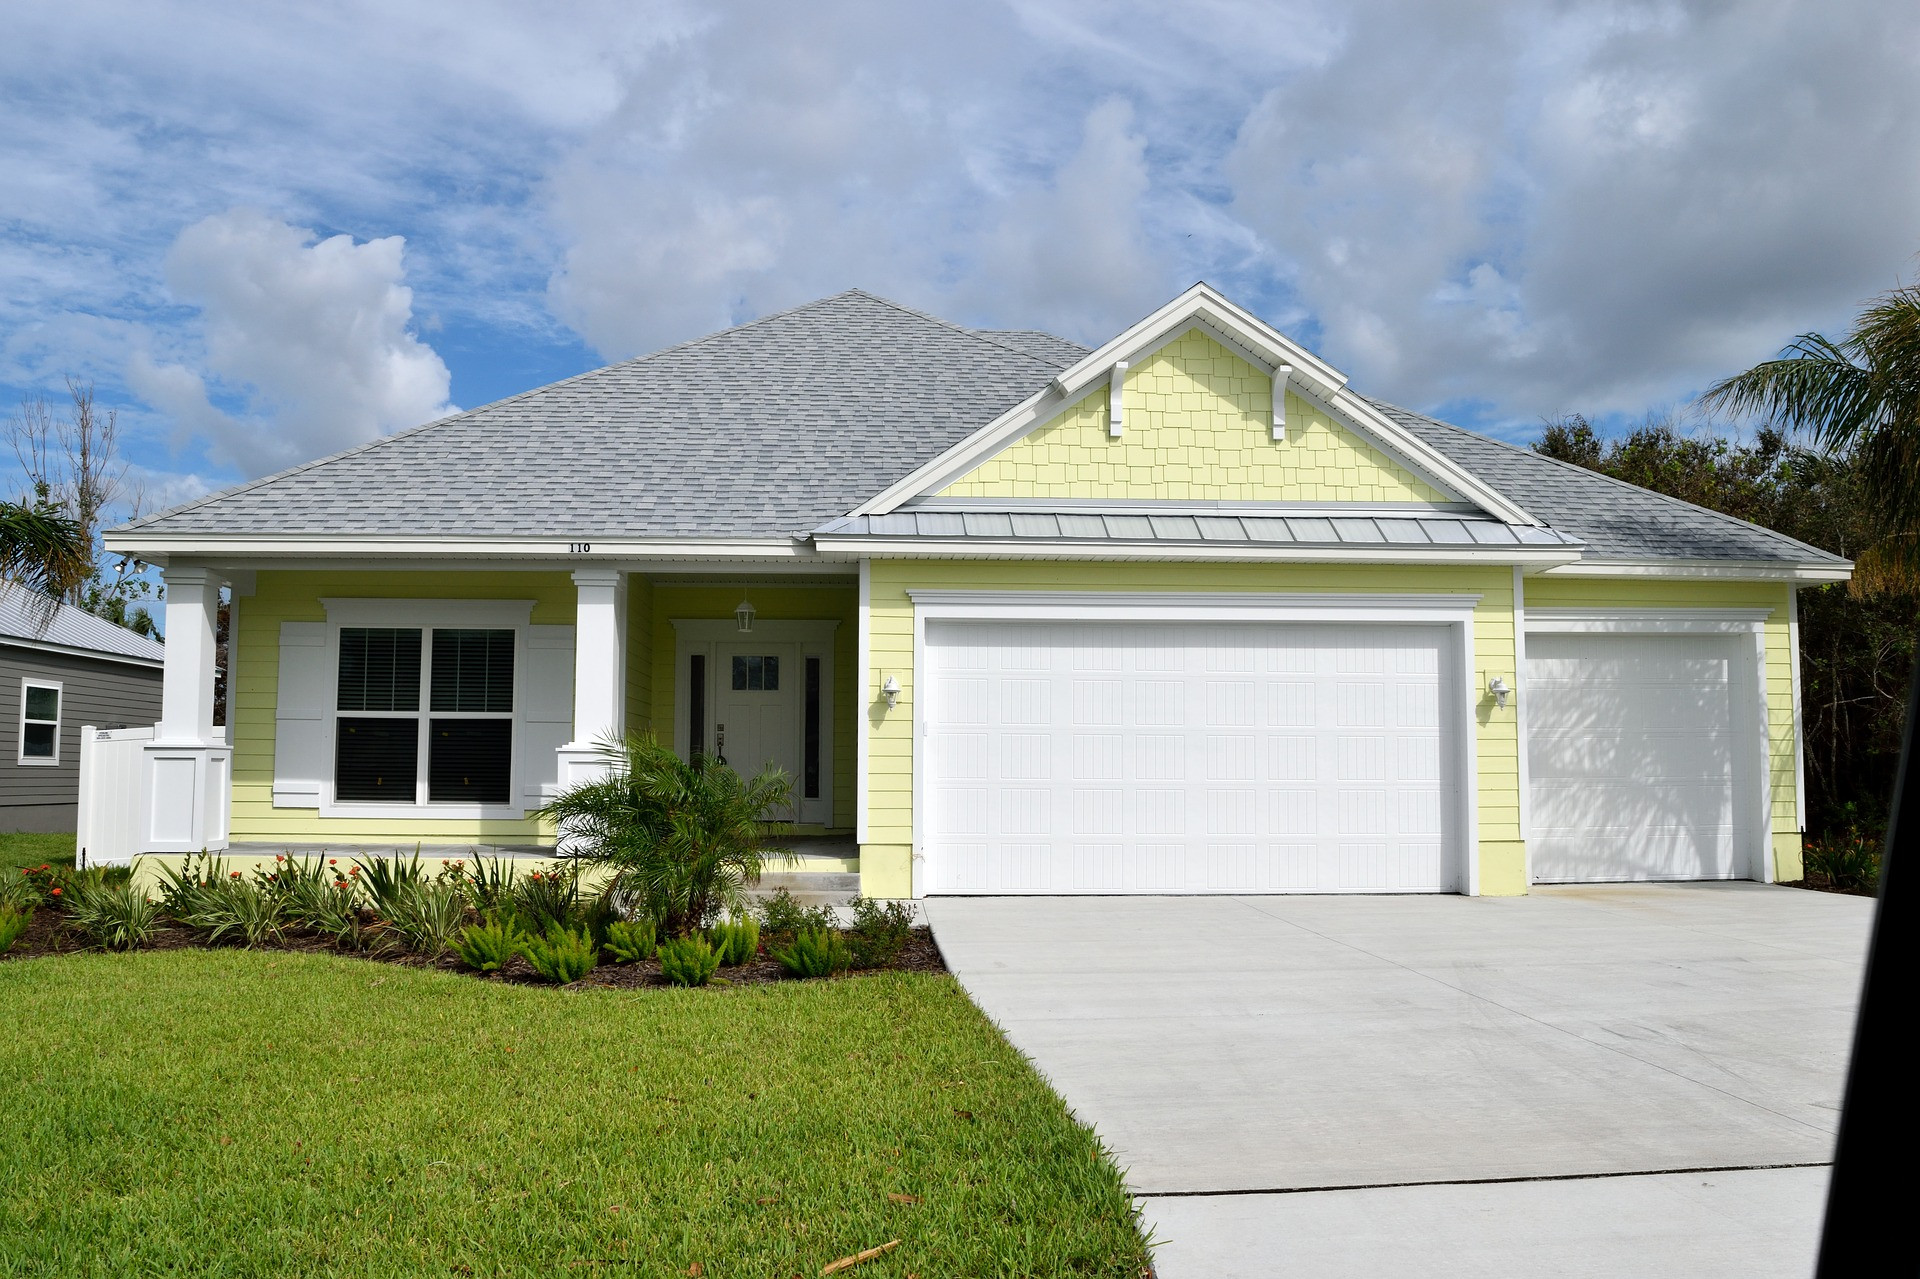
<box><xmin>0</xmin><ymin>499</ymin><xmax>90</xmax><ymax>624</ymax></box>
<box><xmin>538</xmin><ymin>734</ymin><xmax>794</xmax><ymax>938</ymax></box>
<box><xmin>1701</xmin><ymin>283</ymin><xmax>1920</xmax><ymax>592</ymax></box>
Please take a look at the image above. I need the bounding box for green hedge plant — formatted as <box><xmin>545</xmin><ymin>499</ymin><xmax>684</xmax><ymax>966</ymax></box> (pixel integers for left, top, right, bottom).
<box><xmin>846</xmin><ymin>896</ymin><xmax>914</xmax><ymax>969</ymax></box>
<box><xmin>64</xmin><ymin>878</ymin><xmax>160</xmax><ymax>951</ymax></box>
<box><xmin>771</xmin><ymin>927</ymin><xmax>851</xmax><ymax>979</ymax></box>
<box><xmin>708</xmin><ymin>916</ymin><xmax>759</xmax><ymax>966</ymax></box>
<box><xmin>755</xmin><ymin>887</ymin><xmax>837</xmax><ymax>950</ymax></box>
<box><xmin>657</xmin><ymin>936</ymin><xmax>723</xmax><ymax>987</ymax></box>
<box><xmin>0</xmin><ymin>905</ymin><xmax>28</xmax><ymax>955</ymax></box>
<box><xmin>454</xmin><ymin>916</ymin><xmax>525</xmax><ymax>973</ymax></box>
<box><xmin>604</xmin><ymin>918</ymin><xmax>657</xmax><ymax>963</ymax></box>
<box><xmin>378</xmin><ymin>879</ymin><xmax>469</xmax><ymax>957</ymax></box>
<box><xmin>520</xmin><ymin>926</ymin><xmax>598</xmax><ymax>985</ymax></box>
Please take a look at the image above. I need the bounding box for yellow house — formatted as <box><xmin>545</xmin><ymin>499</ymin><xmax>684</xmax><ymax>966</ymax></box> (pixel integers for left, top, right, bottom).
<box><xmin>102</xmin><ymin>285</ymin><xmax>1850</xmax><ymax>897</ymax></box>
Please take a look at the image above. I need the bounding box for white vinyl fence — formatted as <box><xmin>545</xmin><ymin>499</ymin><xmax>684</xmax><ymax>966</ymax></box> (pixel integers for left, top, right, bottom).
<box><xmin>75</xmin><ymin>725</ymin><xmax>154</xmax><ymax>869</ymax></box>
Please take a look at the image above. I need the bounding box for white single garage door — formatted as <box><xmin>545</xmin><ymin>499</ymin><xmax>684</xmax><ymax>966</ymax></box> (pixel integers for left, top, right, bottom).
<box><xmin>922</xmin><ymin>620</ymin><xmax>1459</xmax><ymax>894</ymax></box>
<box><xmin>1526</xmin><ymin>632</ymin><xmax>1753</xmax><ymax>882</ymax></box>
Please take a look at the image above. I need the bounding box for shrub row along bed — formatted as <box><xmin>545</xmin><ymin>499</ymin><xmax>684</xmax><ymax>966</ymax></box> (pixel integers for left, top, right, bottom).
<box><xmin>0</xmin><ymin>857</ymin><xmax>942</xmax><ymax>989</ymax></box>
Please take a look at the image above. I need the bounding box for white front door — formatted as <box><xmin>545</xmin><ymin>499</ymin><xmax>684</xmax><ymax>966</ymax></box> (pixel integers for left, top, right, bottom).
<box><xmin>1525</xmin><ymin>632</ymin><xmax>1752</xmax><ymax>882</ymax></box>
<box><xmin>922</xmin><ymin>620</ymin><xmax>1459</xmax><ymax>894</ymax></box>
<box><xmin>713</xmin><ymin>643</ymin><xmax>801</xmax><ymax>795</ymax></box>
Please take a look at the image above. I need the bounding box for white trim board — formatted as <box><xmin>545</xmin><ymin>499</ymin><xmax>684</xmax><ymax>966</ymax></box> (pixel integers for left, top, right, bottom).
<box><xmin>904</xmin><ymin>588</ymin><xmax>1483</xmax><ymax>897</ymax></box>
<box><xmin>1524</xmin><ymin>607</ymin><xmax>1772</xmax><ymax>635</ymax></box>
<box><xmin>1539</xmin><ymin>558</ymin><xmax>1850</xmax><ymax>583</ymax></box>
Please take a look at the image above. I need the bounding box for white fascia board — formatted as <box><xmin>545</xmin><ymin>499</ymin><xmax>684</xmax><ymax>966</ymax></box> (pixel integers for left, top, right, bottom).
<box><xmin>1052</xmin><ymin>283</ymin><xmax>1348</xmax><ymax>402</ymax></box>
<box><xmin>812</xmin><ymin>535</ymin><xmax>1582</xmax><ymax>567</ymax></box>
<box><xmin>101</xmin><ymin>533</ymin><xmax>820</xmax><ymax>562</ymax></box>
<box><xmin>1539</xmin><ymin>557</ymin><xmax>1853</xmax><ymax>583</ymax></box>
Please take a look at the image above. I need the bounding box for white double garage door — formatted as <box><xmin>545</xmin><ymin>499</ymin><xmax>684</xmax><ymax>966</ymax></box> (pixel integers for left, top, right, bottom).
<box><xmin>922</xmin><ymin>619</ymin><xmax>1761</xmax><ymax>894</ymax></box>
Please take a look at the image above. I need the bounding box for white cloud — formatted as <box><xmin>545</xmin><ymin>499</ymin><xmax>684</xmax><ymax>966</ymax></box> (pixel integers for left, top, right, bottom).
<box><xmin>132</xmin><ymin>209</ymin><xmax>454</xmax><ymax>475</ymax></box>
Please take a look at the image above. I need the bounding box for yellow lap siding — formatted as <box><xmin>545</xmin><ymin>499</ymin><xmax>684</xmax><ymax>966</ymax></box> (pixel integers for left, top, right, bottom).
<box><xmin>861</xmin><ymin>560</ymin><xmax>1522</xmax><ymax>895</ymax></box>
<box><xmin>231</xmin><ymin>570</ymin><xmax>576</xmax><ymax>846</ymax></box>
<box><xmin>1524</xmin><ymin>576</ymin><xmax>1801</xmax><ymax>879</ymax></box>
<box><xmin>937</xmin><ymin>329</ymin><xmax>1454</xmax><ymax>503</ymax></box>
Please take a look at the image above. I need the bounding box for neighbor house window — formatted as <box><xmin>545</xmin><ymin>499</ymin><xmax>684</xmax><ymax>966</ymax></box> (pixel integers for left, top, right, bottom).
<box><xmin>18</xmin><ymin>679</ymin><xmax>61</xmax><ymax>765</ymax></box>
<box><xmin>334</xmin><ymin>627</ymin><xmax>514</xmax><ymax>805</ymax></box>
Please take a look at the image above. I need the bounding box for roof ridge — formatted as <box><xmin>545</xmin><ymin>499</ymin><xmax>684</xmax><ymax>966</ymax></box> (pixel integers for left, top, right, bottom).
<box><xmin>1366</xmin><ymin>398</ymin><xmax>1845</xmax><ymax>564</ymax></box>
<box><xmin>851</xmin><ymin>292</ymin><xmax>1078</xmax><ymax>371</ymax></box>
<box><xmin>118</xmin><ymin>290</ymin><xmax>901</xmax><ymax>533</ymax></box>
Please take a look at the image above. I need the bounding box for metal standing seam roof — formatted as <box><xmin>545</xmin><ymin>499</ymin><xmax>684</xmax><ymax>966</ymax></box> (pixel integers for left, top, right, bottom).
<box><xmin>111</xmin><ymin>289</ymin><xmax>1850</xmax><ymax>571</ymax></box>
<box><xmin>813</xmin><ymin>510</ymin><xmax>1582</xmax><ymax>551</ymax></box>
<box><xmin>0</xmin><ymin>583</ymin><xmax>166</xmax><ymax>663</ymax></box>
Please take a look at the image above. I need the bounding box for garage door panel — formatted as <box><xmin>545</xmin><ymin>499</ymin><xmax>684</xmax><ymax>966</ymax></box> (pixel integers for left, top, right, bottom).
<box><xmin>925</xmin><ymin>619</ymin><xmax>1457</xmax><ymax>894</ymax></box>
<box><xmin>1526</xmin><ymin>632</ymin><xmax>1746</xmax><ymax>883</ymax></box>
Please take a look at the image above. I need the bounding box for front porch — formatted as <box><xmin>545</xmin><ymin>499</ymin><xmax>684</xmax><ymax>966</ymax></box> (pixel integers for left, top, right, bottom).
<box><xmin>119</xmin><ymin>562</ymin><xmax>877</xmax><ymax>885</ymax></box>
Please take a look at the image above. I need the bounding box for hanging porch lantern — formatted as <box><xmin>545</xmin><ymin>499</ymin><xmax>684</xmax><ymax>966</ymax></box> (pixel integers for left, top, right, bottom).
<box><xmin>735</xmin><ymin>595</ymin><xmax>756</xmax><ymax>633</ymax></box>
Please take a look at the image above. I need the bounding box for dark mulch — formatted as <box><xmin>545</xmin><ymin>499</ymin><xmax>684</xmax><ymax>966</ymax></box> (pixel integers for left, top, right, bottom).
<box><xmin>1780</xmin><ymin>875</ymin><xmax>1879</xmax><ymax>898</ymax></box>
<box><xmin>1</xmin><ymin>910</ymin><xmax>948</xmax><ymax>989</ymax></box>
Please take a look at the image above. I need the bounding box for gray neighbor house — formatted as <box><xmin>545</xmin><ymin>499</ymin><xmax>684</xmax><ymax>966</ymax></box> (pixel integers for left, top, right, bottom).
<box><xmin>1</xmin><ymin>583</ymin><xmax>164</xmax><ymax>833</ymax></box>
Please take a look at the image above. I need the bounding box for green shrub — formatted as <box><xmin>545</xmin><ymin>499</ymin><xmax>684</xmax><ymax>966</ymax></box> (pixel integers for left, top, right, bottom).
<box><xmin>770</xmin><ymin>927</ymin><xmax>851</xmax><ymax>979</ymax></box>
<box><xmin>657</xmin><ymin>935</ymin><xmax>723</xmax><ymax>987</ymax></box>
<box><xmin>0</xmin><ymin>870</ymin><xmax>38</xmax><ymax>913</ymax></box>
<box><xmin>354</xmin><ymin>852</ymin><xmax>426</xmax><ymax>919</ymax></box>
<box><xmin>604</xmin><ymin>918</ymin><xmax>657</xmax><ymax>963</ymax></box>
<box><xmin>754</xmin><ymin>887</ymin><xmax>838</xmax><ymax>948</ymax></box>
<box><xmin>537</xmin><ymin>733</ymin><xmax>794</xmax><ymax>938</ymax></box>
<box><xmin>453</xmin><ymin>916</ymin><xmax>525</xmax><ymax>973</ymax></box>
<box><xmin>63</xmin><ymin>878</ymin><xmax>160</xmax><ymax>951</ymax></box>
<box><xmin>707</xmin><ymin>916</ymin><xmax>760</xmax><ymax>966</ymax></box>
<box><xmin>512</xmin><ymin>868</ymin><xmax>581</xmax><ymax>935</ymax></box>
<box><xmin>280</xmin><ymin>860</ymin><xmax>366</xmax><ymax>947</ymax></box>
<box><xmin>846</xmin><ymin>895</ymin><xmax>915</xmax><ymax>969</ymax></box>
<box><xmin>458</xmin><ymin>857</ymin><xmax>519</xmax><ymax>914</ymax></box>
<box><xmin>0</xmin><ymin>905</ymin><xmax>28</xmax><ymax>954</ymax></box>
<box><xmin>519</xmin><ymin>926</ymin><xmax>598</xmax><ymax>985</ymax></box>
<box><xmin>1804</xmin><ymin>831</ymin><xmax>1883</xmax><ymax>893</ymax></box>
<box><xmin>181</xmin><ymin>874</ymin><xmax>284</xmax><ymax>948</ymax></box>
<box><xmin>379</xmin><ymin>879</ymin><xmax>470</xmax><ymax>957</ymax></box>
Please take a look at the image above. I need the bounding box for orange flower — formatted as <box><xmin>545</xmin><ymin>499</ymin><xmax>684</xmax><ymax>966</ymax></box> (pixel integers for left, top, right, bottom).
<box><xmin>231</xmin><ymin>872</ymin><xmax>242</xmax><ymax>879</ymax></box>
<box><xmin>328</xmin><ymin>859</ymin><xmax>337</xmax><ymax>866</ymax></box>
<box><xmin>50</xmin><ymin>887</ymin><xmax>62</xmax><ymax>897</ymax></box>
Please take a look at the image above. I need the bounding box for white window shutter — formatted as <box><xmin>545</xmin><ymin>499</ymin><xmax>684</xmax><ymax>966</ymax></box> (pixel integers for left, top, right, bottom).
<box><xmin>273</xmin><ymin>622</ymin><xmax>329</xmax><ymax>807</ymax></box>
<box><xmin>521</xmin><ymin>625</ymin><xmax>575</xmax><ymax>806</ymax></box>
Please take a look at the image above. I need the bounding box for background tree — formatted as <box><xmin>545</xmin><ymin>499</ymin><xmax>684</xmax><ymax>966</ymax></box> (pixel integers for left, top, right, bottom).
<box><xmin>7</xmin><ymin>378</ymin><xmax>159</xmax><ymax>636</ymax></box>
<box><xmin>0</xmin><ymin>500</ymin><xmax>91</xmax><ymax>609</ymax></box>
<box><xmin>1700</xmin><ymin>282</ymin><xmax>1920</xmax><ymax>594</ymax></box>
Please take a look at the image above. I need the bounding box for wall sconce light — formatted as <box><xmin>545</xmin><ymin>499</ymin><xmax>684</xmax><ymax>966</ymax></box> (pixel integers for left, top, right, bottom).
<box><xmin>881</xmin><ymin>675</ymin><xmax>901</xmax><ymax>709</ymax></box>
<box><xmin>735</xmin><ymin>596</ymin><xmax>756</xmax><ymax>633</ymax></box>
<box><xmin>1488</xmin><ymin>676</ymin><xmax>1511</xmax><ymax>709</ymax></box>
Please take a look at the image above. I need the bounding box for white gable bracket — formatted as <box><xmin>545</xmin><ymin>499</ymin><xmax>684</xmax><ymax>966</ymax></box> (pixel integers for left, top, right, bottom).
<box><xmin>1272</xmin><ymin>365</ymin><xmax>1291</xmax><ymax>441</ymax></box>
<box><xmin>1108</xmin><ymin>362</ymin><xmax>1127</xmax><ymax>438</ymax></box>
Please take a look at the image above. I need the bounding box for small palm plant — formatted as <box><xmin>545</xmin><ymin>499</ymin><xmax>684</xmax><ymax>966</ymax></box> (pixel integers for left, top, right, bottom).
<box><xmin>537</xmin><ymin>733</ymin><xmax>792</xmax><ymax>938</ymax></box>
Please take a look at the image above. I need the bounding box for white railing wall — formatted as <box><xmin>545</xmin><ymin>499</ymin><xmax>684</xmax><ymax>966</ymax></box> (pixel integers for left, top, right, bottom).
<box><xmin>75</xmin><ymin>724</ymin><xmax>232</xmax><ymax>868</ymax></box>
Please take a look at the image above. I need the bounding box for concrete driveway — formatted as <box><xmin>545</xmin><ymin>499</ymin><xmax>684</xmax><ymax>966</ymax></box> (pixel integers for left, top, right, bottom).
<box><xmin>924</xmin><ymin>884</ymin><xmax>1872</xmax><ymax>1278</ymax></box>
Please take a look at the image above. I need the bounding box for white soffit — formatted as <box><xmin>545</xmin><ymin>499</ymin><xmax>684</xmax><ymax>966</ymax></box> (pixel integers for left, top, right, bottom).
<box><xmin>851</xmin><ymin>282</ymin><xmax>1541</xmax><ymax>528</ymax></box>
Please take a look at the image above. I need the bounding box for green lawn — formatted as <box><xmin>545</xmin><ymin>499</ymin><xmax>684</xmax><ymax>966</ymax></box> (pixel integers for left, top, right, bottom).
<box><xmin>0</xmin><ymin>950</ymin><xmax>1150</xmax><ymax>1277</ymax></box>
<box><xmin>0</xmin><ymin>830</ymin><xmax>74</xmax><ymax>874</ymax></box>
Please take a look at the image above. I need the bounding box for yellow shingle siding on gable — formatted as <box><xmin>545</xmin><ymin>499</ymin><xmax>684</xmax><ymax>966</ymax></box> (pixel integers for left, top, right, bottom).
<box><xmin>937</xmin><ymin>329</ymin><xmax>1452</xmax><ymax>504</ymax></box>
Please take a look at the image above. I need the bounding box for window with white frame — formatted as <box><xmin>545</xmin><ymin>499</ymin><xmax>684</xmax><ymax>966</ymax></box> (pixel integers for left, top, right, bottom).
<box><xmin>333</xmin><ymin>627</ymin><xmax>514</xmax><ymax>804</ymax></box>
<box><xmin>17</xmin><ymin>679</ymin><xmax>61</xmax><ymax>765</ymax></box>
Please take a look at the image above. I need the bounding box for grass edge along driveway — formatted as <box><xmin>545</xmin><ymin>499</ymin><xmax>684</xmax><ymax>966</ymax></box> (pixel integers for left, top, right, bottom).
<box><xmin>0</xmin><ymin>950</ymin><xmax>1151</xmax><ymax>1277</ymax></box>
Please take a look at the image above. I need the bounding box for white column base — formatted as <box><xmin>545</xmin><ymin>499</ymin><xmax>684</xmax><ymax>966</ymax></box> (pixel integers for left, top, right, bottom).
<box><xmin>140</xmin><ymin>739</ymin><xmax>232</xmax><ymax>854</ymax></box>
<box><xmin>555</xmin><ymin>742</ymin><xmax>620</xmax><ymax>791</ymax></box>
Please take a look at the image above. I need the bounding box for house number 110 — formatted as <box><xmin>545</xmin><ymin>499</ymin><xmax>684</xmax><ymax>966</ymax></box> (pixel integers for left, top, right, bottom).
<box><xmin>569</xmin><ymin>542</ymin><xmax>592</xmax><ymax>553</ymax></box>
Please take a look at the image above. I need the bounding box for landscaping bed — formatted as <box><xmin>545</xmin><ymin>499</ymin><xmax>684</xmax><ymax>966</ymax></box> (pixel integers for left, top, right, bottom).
<box><xmin>0</xmin><ymin>949</ymin><xmax>1153</xmax><ymax>1277</ymax></box>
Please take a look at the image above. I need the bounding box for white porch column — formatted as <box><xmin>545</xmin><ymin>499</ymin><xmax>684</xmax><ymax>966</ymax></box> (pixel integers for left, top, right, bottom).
<box><xmin>556</xmin><ymin>568</ymin><xmax>627</xmax><ymax>787</ymax></box>
<box><xmin>142</xmin><ymin>564</ymin><xmax>232</xmax><ymax>852</ymax></box>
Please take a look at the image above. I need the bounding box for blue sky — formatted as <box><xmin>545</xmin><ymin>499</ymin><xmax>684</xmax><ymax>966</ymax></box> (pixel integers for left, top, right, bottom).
<box><xmin>4</xmin><ymin>0</ymin><xmax>1918</xmax><ymax>525</ymax></box>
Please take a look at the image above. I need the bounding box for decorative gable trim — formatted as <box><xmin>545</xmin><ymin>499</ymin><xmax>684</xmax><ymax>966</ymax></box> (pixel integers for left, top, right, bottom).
<box><xmin>851</xmin><ymin>283</ymin><xmax>1542</xmax><ymax>527</ymax></box>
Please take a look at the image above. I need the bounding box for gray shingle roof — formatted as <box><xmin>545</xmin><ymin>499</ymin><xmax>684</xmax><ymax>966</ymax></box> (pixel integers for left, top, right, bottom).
<box><xmin>816</xmin><ymin>509</ymin><xmax>1581</xmax><ymax>552</ymax></box>
<box><xmin>0</xmin><ymin>583</ymin><xmax>165</xmax><ymax>663</ymax></box>
<box><xmin>122</xmin><ymin>291</ymin><xmax>1077</xmax><ymax>540</ymax></box>
<box><xmin>1368</xmin><ymin>401</ymin><xmax>1848</xmax><ymax>566</ymax></box>
<box><xmin>114</xmin><ymin>289</ymin><xmax>1847</xmax><ymax>571</ymax></box>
